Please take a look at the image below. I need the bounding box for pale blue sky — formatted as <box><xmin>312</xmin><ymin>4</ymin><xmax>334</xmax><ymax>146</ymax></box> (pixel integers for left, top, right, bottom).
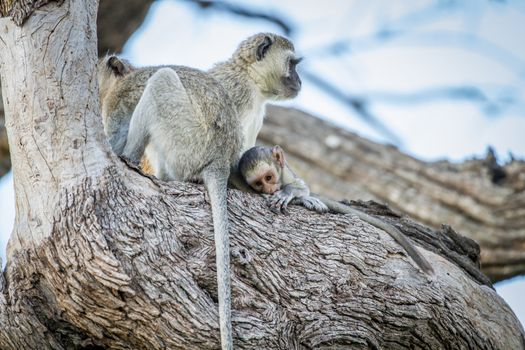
<box><xmin>1</xmin><ymin>0</ymin><xmax>524</xmax><ymax>328</ymax></box>
<box><xmin>125</xmin><ymin>0</ymin><xmax>525</xmax><ymax>161</ymax></box>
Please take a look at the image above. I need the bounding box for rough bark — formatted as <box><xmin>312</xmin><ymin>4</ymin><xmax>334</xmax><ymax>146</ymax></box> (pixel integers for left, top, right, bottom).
<box><xmin>258</xmin><ymin>106</ymin><xmax>525</xmax><ymax>282</ymax></box>
<box><xmin>0</xmin><ymin>0</ymin><xmax>62</xmax><ymax>25</ymax></box>
<box><xmin>0</xmin><ymin>0</ymin><xmax>523</xmax><ymax>349</ymax></box>
<box><xmin>0</xmin><ymin>0</ymin><xmax>153</xmax><ymax>177</ymax></box>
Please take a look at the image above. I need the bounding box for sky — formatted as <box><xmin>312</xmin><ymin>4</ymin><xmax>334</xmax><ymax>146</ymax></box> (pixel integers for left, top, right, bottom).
<box><xmin>124</xmin><ymin>0</ymin><xmax>525</xmax><ymax>161</ymax></box>
<box><xmin>1</xmin><ymin>0</ymin><xmax>524</xmax><ymax>327</ymax></box>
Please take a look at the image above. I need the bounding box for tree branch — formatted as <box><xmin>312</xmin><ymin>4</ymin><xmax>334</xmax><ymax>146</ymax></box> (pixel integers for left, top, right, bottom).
<box><xmin>259</xmin><ymin>105</ymin><xmax>525</xmax><ymax>282</ymax></box>
<box><xmin>182</xmin><ymin>0</ymin><xmax>294</xmax><ymax>36</ymax></box>
<box><xmin>301</xmin><ymin>69</ymin><xmax>402</xmax><ymax>144</ymax></box>
<box><xmin>0</xmin><ymin>0</ymin><xmax>63</xmax><ymax>25</ymax></box>
<box><xmin>4</xmin><ymin>164</ymin><xmax>524</xmax><ymax>348</ymax></box>
<box><xmin>96</xmin><ymin>0</ymin><xmax>153</xmax><ymax>56</ymax></box>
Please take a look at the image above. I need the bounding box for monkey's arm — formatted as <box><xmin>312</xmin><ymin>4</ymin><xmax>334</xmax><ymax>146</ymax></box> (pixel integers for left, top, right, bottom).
<box><xmin>313</xmin><ymin>194</ymin><xmax>434</xmax><ymax>274</ymax></box>
<box><xmin>270</xmin><ymin>165</ymin><xmax>329</xmax><ymax>213</ymax></box>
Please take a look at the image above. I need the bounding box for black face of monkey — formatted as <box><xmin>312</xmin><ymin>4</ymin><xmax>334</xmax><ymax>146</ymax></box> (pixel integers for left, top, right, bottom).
<box><xmin>251</xmin><ymin>34</ymin><xmax>302</xmax><ymax>99</ymax></box>
<box><xmin>282</xmin><ymin>57</ymin><xmax>302</xmax><ymax>97</ymax></box>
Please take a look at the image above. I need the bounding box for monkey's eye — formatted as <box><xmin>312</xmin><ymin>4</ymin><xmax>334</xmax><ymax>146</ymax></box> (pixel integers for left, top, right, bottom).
<box><xmin>255</xmin><ymin>181</ymin><xmax>263</xmax><ymax>187</ymax></box>
<box><xmin>265</xmin><ymin>175</ymin><xmax>272</xmax><ymax>182</ymax></box>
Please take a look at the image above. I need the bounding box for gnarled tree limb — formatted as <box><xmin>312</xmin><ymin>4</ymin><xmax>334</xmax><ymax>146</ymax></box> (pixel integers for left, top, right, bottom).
<box><xmin>0</xmin><ymin>1</ymin><xmax>523</xmax><ymax>349</ymax></box>
<box><xmin>259</xmin><ymin>106</ymin><xmax>525</xmax><ymax>282</ymax></box>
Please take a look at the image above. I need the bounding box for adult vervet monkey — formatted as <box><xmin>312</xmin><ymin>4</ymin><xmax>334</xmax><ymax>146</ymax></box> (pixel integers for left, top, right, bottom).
<box><xmin>97</xmin><ymin>32</ymin><xmax>301</xmax><ymax>158</ymax></box>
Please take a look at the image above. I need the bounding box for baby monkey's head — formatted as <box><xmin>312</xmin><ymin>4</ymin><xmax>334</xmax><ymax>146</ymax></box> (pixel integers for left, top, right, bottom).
<box><xmin>239</xmin><ymin>145</ymin><xmax>286</xmax><ymax>194</ymax></box>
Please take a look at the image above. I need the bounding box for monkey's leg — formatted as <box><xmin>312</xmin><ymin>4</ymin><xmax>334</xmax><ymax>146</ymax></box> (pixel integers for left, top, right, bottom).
<box><xmin>122</xmin><ymin>87</ymin><xmax>154</xmax><ymax>165</ymax></box>
<box><xmin>144</xmin><ymin>145</ymin><xmax>170</xmax><ymax>180</ymax></box>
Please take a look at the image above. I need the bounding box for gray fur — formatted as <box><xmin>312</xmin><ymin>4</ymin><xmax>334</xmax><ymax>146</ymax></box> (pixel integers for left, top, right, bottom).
<box><xmin>98</xmin><ymin>33</ymin><xmax>300</xmax><ymax>157</ymax></box>
<box><xmin>209</xmin><ymin>33</ymin><xmax>300</xmax><ymax>152</ymax></box>
<box><xmin>98</xmin><ymin>59</ymin><xmax>229</xmax><ymax>156</ymax></box>
<box><xmin>123</xmin><ymin>68</ymin><xmax>240</xmax><ymax>180</ymax></box>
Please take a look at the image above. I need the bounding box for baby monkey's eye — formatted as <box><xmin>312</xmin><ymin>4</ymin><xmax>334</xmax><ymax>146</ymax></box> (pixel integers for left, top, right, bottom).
<box><xmin>255</xmin><ymin>181</ymin><xmax>263</xmax><ymax>187</ymax></box>
<box><xmin>265</xmin><ymin>175</ymin><xmax>272</xmax><ymax>181</ymax></box>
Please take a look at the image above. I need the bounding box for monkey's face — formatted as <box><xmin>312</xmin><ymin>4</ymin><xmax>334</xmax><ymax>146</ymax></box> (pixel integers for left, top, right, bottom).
<box><xmin>246</xmin><ymin>163</ymin><xmax>281</xmax><ymax>194</ymax></box>
<box><xmin>253</xmin><ymin>50</ymin><xmax>302</xmax><ymax>100</ymax></box>
<box><xmin>246</xmin><ymin>34</ymin><xmax>302</xmax><ymax>100</ymax></box>
<box><xmin>279</xmin><ymin>54</ymin><xmax>302</xmax><ymax>99</ymax></box>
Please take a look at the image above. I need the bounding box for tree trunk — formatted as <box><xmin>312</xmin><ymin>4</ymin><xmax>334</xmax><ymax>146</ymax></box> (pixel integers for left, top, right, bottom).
<box><xmin>0</xmin><ymin>0</ymin><xmax>153</xmax><ymax>177</ymax></box>
<box><xmin>96</xmin><ymin>0</ymin><xmax>153</xmax><ymax>56</ymax></box>
<box><xmin>0</xmin><ymin>1</ymin><xmax>523</xmax><ymax>348</ymax></box>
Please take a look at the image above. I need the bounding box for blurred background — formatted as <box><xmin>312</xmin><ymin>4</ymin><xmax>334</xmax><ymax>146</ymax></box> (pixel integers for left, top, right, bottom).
<box><xmin>1</xmin><ymin>0</ymin><xmax>524</xmax><ymax>326</ymax></box>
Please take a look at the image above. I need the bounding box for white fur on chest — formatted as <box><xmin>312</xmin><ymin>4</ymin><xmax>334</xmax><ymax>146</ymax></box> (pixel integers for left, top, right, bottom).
<box><xmin>241</xmin><ymin>93</ymin><xmax>266</xmax><ymax>153</ymax></box>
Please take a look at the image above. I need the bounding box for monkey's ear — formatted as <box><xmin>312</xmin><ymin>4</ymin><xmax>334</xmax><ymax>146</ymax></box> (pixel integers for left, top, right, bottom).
<box><xmin>272</xmin><ymin>145</ymin><xmax>285</xmax><ymax>168</ymax></box>
<box><xmin>256</xmin><ymin>36</ymin><xmax>273</xmax><ymax>61</ymax></box>
<box><xmin>107</xmin><ymin>56</ymin><xmax>128</xmax><ymax>76</ymax></box>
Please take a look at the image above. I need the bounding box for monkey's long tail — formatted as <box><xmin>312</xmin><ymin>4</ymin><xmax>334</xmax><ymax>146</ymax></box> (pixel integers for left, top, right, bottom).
<box><xmin>203</xmin><ymin>168</ymin><xmax>233</xmax><ymax>350</ymax></box>
<box><xmin>314</xmin><ymin>194</ymin><xmax>434</xmax><ymax>274</ymax></box>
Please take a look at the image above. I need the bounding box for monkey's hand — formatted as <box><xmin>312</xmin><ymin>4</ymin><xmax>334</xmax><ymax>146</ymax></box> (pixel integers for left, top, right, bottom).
<box><xmin>268</xmin><ymin>190</ymin><xmax>295</xmax><ymax>214</ymax></box>
<box><xmin>268</xmin><ymin>192</ymin><xmax>329</xmax><ymax>214</ymax></box>
<box><xmin>293</xmin><ymin>196</ymin><xmax>329</xmax><ymax>213</ymax></box>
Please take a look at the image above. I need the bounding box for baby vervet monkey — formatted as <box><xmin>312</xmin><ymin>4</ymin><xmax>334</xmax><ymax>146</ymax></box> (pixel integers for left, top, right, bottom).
<box><xmin>239</xmin><ymin>145</ymin><xmax>329</xmax><ymax>213</ymax></box>
<box><xmin>239</xmin><ymin>145</ymin><xmax>434</xmax><ymax>274</ymax></box>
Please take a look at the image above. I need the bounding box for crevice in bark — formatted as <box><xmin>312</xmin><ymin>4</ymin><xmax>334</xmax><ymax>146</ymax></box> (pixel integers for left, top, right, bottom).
<box><xmin>342</xmin><ymin>199</ymin><xmax>491</xmax><ymax>287</ymax></box>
